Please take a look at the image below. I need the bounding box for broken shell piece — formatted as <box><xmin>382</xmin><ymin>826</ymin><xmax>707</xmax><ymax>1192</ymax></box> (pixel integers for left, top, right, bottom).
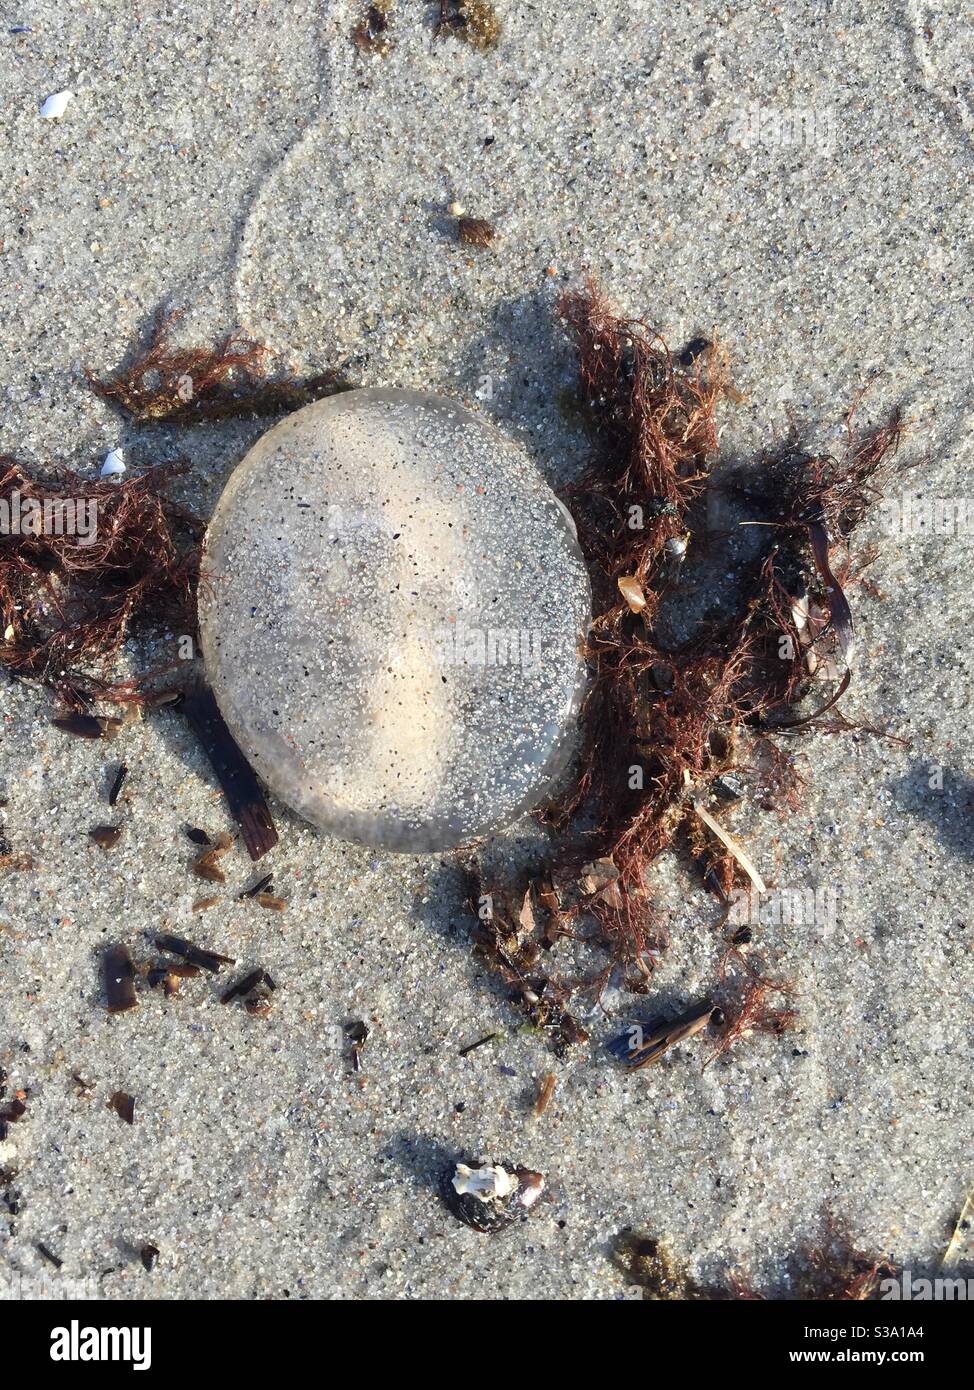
<box><xmin>40</xmin><ymin>90</ymin><xmax>73</xmax><ymax>119</ymax></box>
<box><xmin>790</xmin><ymin>594</ymin><xmax>810</xmax><ymax>634</ymax></box>
<box><xmin>457</xmin><ymin>216</ymin><xmax>496</xmax><ymax>248</ymax></box>
<box><xmin>578</xmin><ymin>856</ymin><xmax>620</xmax><ymax>896</ymax></box>
<box><xmin>617</xmin><ymin>575</ymin><xmax>646</xmax><ymax>613</ymax></box>
<box><xmin>453</xmin><ymin>1163</ymin><xmax>519</xmax><ymax>1202</ymax></box>
<box><xmin>100</xmin><ymin>449</ymin><xmax>126</xmax><ymax>478</ymax></box>
<box><xmin>444</xmin><ymin>1158</ymin><xmax>545</xmax><ymax>1234</ymax></box>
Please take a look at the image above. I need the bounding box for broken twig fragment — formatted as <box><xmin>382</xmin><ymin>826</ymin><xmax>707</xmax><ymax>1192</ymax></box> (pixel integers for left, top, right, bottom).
<box><xmin>255</xmin><ymin>892</ymin><xmax>286</xmax><ymax>912</ymax></box>
<box><xmin>155</xmin><ymin>934</ymin><xmax>235</xmax><ymax>974</ymax></box>
<box><xmin>692</xmin><ymin>802</ymin><xmax>767</xmax><ymax>895</ymax></box>
<box><xmin>51</xmin><ymin>714</ymin><xmax>122</xmax><ymax>740</ymax></box>
<box><xmin>221</xmin><ymin>968</ymin><xmax>275</xmax><ymax>1006</ymax></box>
<box><xmin>345</xmin><ymin>1019</ymin><xmax>369</xmax><ymax>1071</ymax></box>
<box><xmin>239</xmin><ymin>872</ymin><xmax>273</xmax><ymax>899</ymax></box>
<box><xmin>108</xmin><ymin>763</ymin><xmax>128</xmax><ymax>806</ymax></box>
<box><xmin>534</xmin><ymin>1071</ymin><xmax>557</xmax><ymax>1116</ymax></box>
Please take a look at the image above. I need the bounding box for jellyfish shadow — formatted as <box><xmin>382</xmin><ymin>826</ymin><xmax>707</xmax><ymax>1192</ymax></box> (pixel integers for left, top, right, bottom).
<box><xmin>890</xmin><ymin>762</ymin><xmax>974</xmax><ymax>864</ymax></box>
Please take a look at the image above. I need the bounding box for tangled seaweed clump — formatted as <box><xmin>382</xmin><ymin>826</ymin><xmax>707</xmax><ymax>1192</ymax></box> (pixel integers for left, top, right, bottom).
<box><xmin>616</xmin><ymin>1226</ymin><xmax>898</xmax><ymax>1301</ymax></box>
<box><xmin>0</xmin><ymin>457</ymin><xmax>199</xmax><ymax>708</ymax></box>
<box><xmin>0</xmin><ymin>314</ymin><xmax>353</xmax><ymax>713</ymax></box>
<box><xmin>467</xmin><ymin>280</ymin><xmax>908</xmax><ymax>1055</ymax></box>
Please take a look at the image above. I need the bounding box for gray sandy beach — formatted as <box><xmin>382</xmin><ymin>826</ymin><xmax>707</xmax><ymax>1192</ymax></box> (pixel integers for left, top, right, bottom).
<box><xmin>0</xmin><ymin>0</ymin><xmax>972</xmax><ymax>1300</ymax></box>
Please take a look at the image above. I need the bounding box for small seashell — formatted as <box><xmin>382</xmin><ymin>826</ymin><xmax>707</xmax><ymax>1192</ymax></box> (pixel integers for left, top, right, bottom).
<box><xmin>444</xmin><ymin>1158</ymin><xmax>546</xmax><ymax>1234</ymax></box>
<box><xmin>447</xmin><ymin>200</ymin><xmax>466</xmax><ymax>217</ymax></box>
<box><xmin>40</xmin><ymin>91</ymin><xmax>73</xmax><ymax>120</ymax></box>
<box><xmin>100</xmin><ymin>449</ymin><xmax>126</xmax><ymax>478</ymax></box>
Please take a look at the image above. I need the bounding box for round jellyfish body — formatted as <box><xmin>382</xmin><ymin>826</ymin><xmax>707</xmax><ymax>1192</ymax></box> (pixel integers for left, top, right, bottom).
<box><xmin>199</xmin><ymin>388</ymin><xmax>591</xmax><ymax>852</ymax></box>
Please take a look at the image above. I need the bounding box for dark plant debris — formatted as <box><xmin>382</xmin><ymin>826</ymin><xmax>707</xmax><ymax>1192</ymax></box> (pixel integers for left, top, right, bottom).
<box><xmin>109</xmin><ymin>1090</ymin><xmax>136</xmax><ymax>1125</ymax></box>
<box><xmin>36</xmin><ymin>1242</ymin><xmax>63</xmax><ymax>1270</ymax></box>
<box><xmin>103</xmin><ymin>943</ymin><xmax>138</xmax><ymax>1013</ymax></box>
<box><xmin>185</xmin><ymin>826</ymin><xmax>212</xmax><ymax>847</ymax></box>
<box><xmin>191</xmin><ymin>830</ymin><xmax>232</xmax><ymax>883</ymax></box>
<box><xmin>1</xmin><ymin>459</ymin><xmax>199</xmax><ymax>709</ymax></box>
<box><xmin>221</xmin><ymin>967</ymin><xmax>275</xmax><ymax>1007</ymax></box>
<box><xmin>706</xmin><ymin>953</ymin><xmax>799</xmax><ymax>1064</ymax></box>
<box><xmin>239</xmin><ymin>872</ymin><xmax>273</xmax><ymax>899</ymax></box>
<box><xmin>344</xmin><ymin>1019</ymin><xmax>369</xmax><ymax>1071</ymax></box>
<box><xmin>51</xmin><ymin>713</ymin><xmax>124</xmax><ymax>739</ymax></box>
<box><xmin>615</xmin><ymin>1224</ymin><xmax>897</xmax><ymax>1300</ymax></box>
<box><xmin>609</xmin><ymin>999</ymin><xmax>716</xmax><ymax>1070</ymax></box>
<box><xmin>457</xmin><ymin>216</ymin><xmax>496</xmax><ymax>249</ymax></box>
<box><xmin>178</xmin><ymin>687</ymin><xmax>278</xmax><ymax>861</ymax></box>
<box><xmin>0</xmin><ymin>1095</ymin><xmax>27</xmax><ymax>1124</ymax></box>
<box><xmin>245</xmin><ymin>993</ymin><xmax>274</xmax><ymax>1018</ymax></box>
<box><xmin>459</xmin><ymin>1032</ymin><xmax>498</xmax><ymax>1056</ymax></box>
<box><xmin>89</xmin><ymin>824</ymin><xmax>122</xmax><ymax>850</ymax></box>
<box><xmin>534</xmin><ymin>1071</ymin><xmax>557</xmax><ymax>1116</ymax></box>
<box><xmin>462</xmin><ymin>866</ymin><xmax>590</xmax><ymax>1057</ymax></box>
<box><xmin>108</xmin><ymin>763</ymin><xmax>128</xmax><ymax>806</ymax></box>
<box><xmin>140</xmin><ymin>1243</ymin><xmax>160</xmax><ymax>1273</ymax></box>
<box><xmin>148</xmin><ymin>960</ymin><xmax>200</xmax><ymax>998</ymax></box>
<box><xmin>436</xmin><ymin>0</ymin><xmax>502</xmax><ymax>50</ymax></box>
<box><xmin>256</xmin><ymin>892</ymin><xmax>286</xmax><ymax>912</ymax></box>
<box><xmin>352</xmin><ymin>0</ymin><xmax>393</xmax><ymax>54</ymax></box>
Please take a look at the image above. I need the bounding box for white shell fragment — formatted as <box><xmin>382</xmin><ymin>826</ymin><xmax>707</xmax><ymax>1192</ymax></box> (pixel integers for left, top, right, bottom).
<box><xmin>451</xmin><ymin>1164</ymin><xmax>520</xmax><ymax>1203</ymax></box>
<box><xmin>40</xmin><ymin>91</ymin><xmax>73</xmax><ymax>119</ymax></box>
<box><xmin>100</xmin><ymin>449</ymin><xmax>126</xmax><ymax>478</ymax></box>
<box><xmin>199</xmin><ymin>388</ymin><xmax>591</xmax><ymax>852</ymax></box>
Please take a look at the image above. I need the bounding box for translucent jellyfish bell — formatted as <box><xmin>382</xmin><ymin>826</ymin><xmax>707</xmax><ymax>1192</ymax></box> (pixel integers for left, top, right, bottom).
<box><xmin>199</xmin><ymin>388</ymin><xmax>591</xmax><ymax>852</ymax></box>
